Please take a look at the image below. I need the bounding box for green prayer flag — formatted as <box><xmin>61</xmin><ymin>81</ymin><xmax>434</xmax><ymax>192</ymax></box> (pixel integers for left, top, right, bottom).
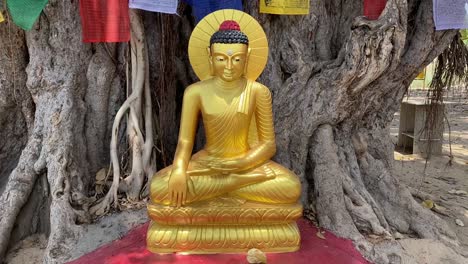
<box><xmin>7</xmin><ymin>0</ymin><xmax>48</xmax><ymax>30</ymax></box>
<box><xmin>461</xmin><ymin>30</ymin><xmax>468</xmax><ymax>40</ymax></box>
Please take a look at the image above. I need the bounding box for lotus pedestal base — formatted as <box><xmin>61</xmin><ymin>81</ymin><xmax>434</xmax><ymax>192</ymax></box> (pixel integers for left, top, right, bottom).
<box><xmin>146</xmin><ymin>199</ymin><xmax>302</xmax><ymax>254</ymax></box>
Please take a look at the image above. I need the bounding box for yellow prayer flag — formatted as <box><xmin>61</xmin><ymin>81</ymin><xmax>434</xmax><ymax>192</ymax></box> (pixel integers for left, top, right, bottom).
<box><xmin>415</xmin><ymin>69</ymin><xmax>426</xmax><ymax>80</ymax></box>
<box><xmin>0</xmin><ymin>11</ymin><xmax>4</xmax><ymax>23</ymax></box>
<box><xmin>260</xmin><ymin>0</ymin><xmax>309</xmax><ymax>15</ymax></box>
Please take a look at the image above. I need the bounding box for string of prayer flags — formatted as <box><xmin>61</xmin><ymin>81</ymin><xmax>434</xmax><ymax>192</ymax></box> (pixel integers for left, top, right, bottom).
<box><xmin>433</xmin><ymin>0</ymin><xmax>468</xmax><ymax>30</ymax></box>
<box><xmin>7</xmin><ymin>0</ymin><xmax>49</xmax><ymax>30</ymax></box>
<box><xmin>185</xmin><ymin>0</ymin><xmax>242</xmax><ymax>22</ymax></box>
<box><xmin>129</xmin><ymin>0</ymin><xmax>178</xmax><ymax>14</ymax></box>
<box><xmin>259</xmin><ymin>0</ymin><xmax>310</xmax><ymax>15</ymax></box>
<box><xmin>79</xmin><ymin>0</ymin><xmax>130</xmax><ymax>43</ymax></box>
<box><xmin>363</xmin><ymin>0</ymin><xmax>387</xmax><ymax>20</ymax></box>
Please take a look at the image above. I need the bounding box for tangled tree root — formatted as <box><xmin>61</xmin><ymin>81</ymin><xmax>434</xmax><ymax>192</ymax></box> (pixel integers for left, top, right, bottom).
<box><xmin>90</xmin><ymin>10</ymin><xmax>155</xmax><ymax>216</ymax></box>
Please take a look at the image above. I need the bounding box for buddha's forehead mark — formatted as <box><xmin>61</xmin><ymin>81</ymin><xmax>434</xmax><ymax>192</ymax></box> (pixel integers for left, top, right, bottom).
<box><xmin>211</xmin><ymin>44</ymin><xmax>248</xmax><ymax>58</ymax></box>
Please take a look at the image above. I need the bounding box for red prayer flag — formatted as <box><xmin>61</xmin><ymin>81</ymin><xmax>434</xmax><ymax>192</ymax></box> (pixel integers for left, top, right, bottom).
<box><xmin>79</xmin><ymin>0</ymin><xmax>130</xmax><ymax>43</ymax></box>
<box><xmin>364</xmin><ymin>0</ymin><xmax>387</xmax><ymax>20</ymax></box>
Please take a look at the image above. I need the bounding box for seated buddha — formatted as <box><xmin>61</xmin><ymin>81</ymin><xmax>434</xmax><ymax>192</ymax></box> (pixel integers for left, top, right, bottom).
<box><xmin>147</xmin><ymin>9</ymin><xmax>302</xmax><ymax>254</ymax></box>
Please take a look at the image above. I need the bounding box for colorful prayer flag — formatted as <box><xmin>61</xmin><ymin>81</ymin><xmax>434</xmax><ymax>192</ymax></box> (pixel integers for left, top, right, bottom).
<box><xmin>461</xmin><ymin>29</ymin><xmax>468</xmax><ymax>40</ymax></box>
<box><xmin>185</xmin><ymin>0</ymin><xmax>242</xmax><ymax>22</ymax></box>
<box><xmin>415</xmin><ymin>69</ymin><xmax>426</xmax><ymax>80</ymax></box>
<box><xmin>129</xmin><ymin>0</ymin><xmax>178</xmax><ymax>14</ymax></box>
<box><xmin>7</xmin><ymin>0</ymin><xmax>48</xmax><ymax>30</ymax></box>
<box><xmin>461</xmin><ymin>29</ymin><xmax>468</xmax><ymax>45</ymax></box>
<box><xmin>363</xmin><ymin>0</ymin><xmax>387</xmax><ymax>20</ymax></box>
<box><xmin>79</xmin><ymin>0</ymin><xmax>130</xmax><ymax>42</ymax></box>
<box><xmin>433</xmin><ymin>0</ymin><xmax>468</xmax><ymax>30</ymax></box>
<box><xmin>259</xmin><ymin>0</ymin><xmax>309</xmax><ymax>15</ymax></box>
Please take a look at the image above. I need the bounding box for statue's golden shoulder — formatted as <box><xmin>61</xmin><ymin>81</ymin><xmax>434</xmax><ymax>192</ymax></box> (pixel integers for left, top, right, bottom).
<box><xmin>252</xmin><ymin>81</ymin><xmax>272</xmax><ymax>99</ymax></box>
<box><xmin>184</xmin><ymin>80</ymin><xmax>210</xmax><ymax>97</ymax></box>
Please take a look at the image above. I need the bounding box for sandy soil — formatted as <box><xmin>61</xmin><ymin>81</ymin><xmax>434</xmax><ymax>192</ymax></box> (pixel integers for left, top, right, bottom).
<box><xmin>4</xmin><ymin>234</ymin><xmax>46</xmax><ymax>264</ymax></box>
<box><xmin>5</xmin><ymin>208</ymin><xmax>148</xmax><ymax>264</ymax></box>
<box><xmin>388</xmin><ymin>90</ymin><xmax>468</xmax><ymax>263</ymax></box>
<box><xmin>5</xmin><ymin>90</ymin><xmax>468</xmax><ymax>263</ymax></box>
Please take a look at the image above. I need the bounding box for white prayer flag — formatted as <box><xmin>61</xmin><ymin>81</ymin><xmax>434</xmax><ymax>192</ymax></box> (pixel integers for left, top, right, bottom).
<box><xmin>129</xmin><ymin>0</ymin><xmax>178</xmax><ymax>14</ymax></box>
<box><xmin>433</xmin><ymin>0</ymin><xmax>468</xmax><ymax>30</ymax></box>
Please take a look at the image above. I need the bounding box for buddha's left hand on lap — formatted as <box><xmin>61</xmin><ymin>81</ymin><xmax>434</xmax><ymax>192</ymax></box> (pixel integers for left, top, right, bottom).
<box><xmin>190</xmin><ymin>156</ymin><xmax>249</xmax><ymax>175</ymax></box>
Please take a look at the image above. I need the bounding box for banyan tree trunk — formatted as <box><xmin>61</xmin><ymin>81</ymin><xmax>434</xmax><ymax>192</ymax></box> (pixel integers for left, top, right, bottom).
<box><xmin>244</xmin><ymin>0</ymin><xmax>459</xmax><ymax>259</ymax></box>
<box><xmin>0</xmin><ymin>0</ymin><xmax>462</xmax><ymax>263</ymax></box>
<box><xmin>0</xmin><ymin>0</ymin><xmax>126</xmax><ymax>262</ymax></box>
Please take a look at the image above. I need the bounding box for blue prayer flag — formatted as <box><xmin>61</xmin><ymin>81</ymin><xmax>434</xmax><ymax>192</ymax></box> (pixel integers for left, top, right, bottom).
<box><xmin>184</xmin><ymin>0</ymin><xmax>243</xmax><ymax>22</ymax></box>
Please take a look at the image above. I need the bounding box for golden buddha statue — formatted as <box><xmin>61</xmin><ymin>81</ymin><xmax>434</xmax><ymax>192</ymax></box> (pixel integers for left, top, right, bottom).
<box><xmin>147</xmin><ymin>9</ymin><xmax>302</xmax><ymax>254</ymax></box>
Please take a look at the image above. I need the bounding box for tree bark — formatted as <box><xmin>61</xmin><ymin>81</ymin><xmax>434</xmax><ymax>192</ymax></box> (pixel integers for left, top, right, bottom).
<box><xmin>0</xmin><ymin>0</ymin><xmax>462</xmax><ymax>263</ymax></box>
<box><xmin>242</xmin><ymin>0</ymin><xmax>459</xmax><ymax>259</ymax></box>
<box><xmin>0</xmin><ymin>0</ymin><xmax>124</xmax><ymax>262</ymax></box>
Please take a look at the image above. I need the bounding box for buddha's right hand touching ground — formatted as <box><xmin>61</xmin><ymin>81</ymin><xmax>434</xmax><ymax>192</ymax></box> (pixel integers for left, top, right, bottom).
<box><xmin>168</xmin><ymin>169</ymin><xmax>188</xmax><ymax>207</ymax></box>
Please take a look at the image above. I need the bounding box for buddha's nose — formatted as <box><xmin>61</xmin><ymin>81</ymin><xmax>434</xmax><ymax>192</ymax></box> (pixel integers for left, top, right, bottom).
<box><xmin>226</xmin><ymin>59</ymin><xmax>233</xmax><ymax>70</ymax></box>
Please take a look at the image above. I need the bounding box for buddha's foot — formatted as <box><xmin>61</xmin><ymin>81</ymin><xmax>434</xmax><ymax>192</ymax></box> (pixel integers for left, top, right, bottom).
<box><xmin>146</xmin><ymin>199</ymin><xmax>302</xmax><ymax>253</ymax></box>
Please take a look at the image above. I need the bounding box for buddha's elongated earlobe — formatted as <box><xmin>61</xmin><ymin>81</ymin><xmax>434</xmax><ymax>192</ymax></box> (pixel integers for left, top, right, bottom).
<box><xmin>244</xmin><ymin>47</ymin><xmax>251</xmax><ymax>77</ymax></box>
<box><xmin>207</xmin><ymin>47</ymin><xmax>214</xmax><ymax>76</ymax></box>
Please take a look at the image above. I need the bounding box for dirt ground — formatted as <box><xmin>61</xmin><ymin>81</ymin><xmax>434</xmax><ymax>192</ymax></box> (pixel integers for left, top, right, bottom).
<box><xmin>5</xmin><ymin>208</ymin><xmax>149</xmax><ymax>263</ymax></box>
<box><xmin>389</xmin><ymin>89</ymin><xmax>468</xmax><ymax>261</ymax></box>
<box><xmin>5</xmin><ymin>89</ymin><xmax>468</xmax><ymax>263</ymax></box>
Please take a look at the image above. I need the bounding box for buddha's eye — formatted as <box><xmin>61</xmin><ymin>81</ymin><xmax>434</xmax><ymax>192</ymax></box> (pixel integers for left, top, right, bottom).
<box><xmin>216</xmin><ymin>57</ymin><xmax>225</xmax><ymax>62</ymax></box>
<box><xmin>234</xmin><ymin>58</ymin><xmax>241</xmax><ymax>62</ymax></box>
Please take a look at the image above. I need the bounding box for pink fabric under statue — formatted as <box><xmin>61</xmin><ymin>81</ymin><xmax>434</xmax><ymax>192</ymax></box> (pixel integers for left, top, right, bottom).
<box><xmin>68</xmin><ymin>219</ymin><xmax>369</xmax><ymax>264</ymax></box>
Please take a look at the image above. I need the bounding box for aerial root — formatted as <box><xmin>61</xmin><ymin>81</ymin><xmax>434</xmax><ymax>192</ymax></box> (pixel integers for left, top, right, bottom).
<box><xmin>90</xmin><ymin>10</ymin><xmax>155</xmax><ymax>216</ymax></box>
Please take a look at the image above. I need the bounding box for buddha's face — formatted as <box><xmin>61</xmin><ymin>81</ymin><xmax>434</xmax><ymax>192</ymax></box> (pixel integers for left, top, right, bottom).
<box><xmin>210</xmin><ymin>43</ymin><xmax>248</xmax><ymax>82</ymax></box>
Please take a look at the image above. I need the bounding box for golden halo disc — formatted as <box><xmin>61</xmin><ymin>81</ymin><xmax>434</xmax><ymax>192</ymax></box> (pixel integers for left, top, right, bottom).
<box><xmin>188</xmin><ymin>9</ymin><xmax>268</xmax><ymax>81</ymax></box>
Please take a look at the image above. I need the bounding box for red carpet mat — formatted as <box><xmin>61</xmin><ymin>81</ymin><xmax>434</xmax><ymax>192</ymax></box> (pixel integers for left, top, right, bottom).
<box><xmin>68</xmin><ymin>218</ymin><xmax>369</xmax><ymax>264</ymax></box>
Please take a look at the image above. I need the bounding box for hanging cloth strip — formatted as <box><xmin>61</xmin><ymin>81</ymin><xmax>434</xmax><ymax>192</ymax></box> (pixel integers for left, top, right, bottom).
<box><xmin>79</xmin><ymin>0</ymin><xmax>130</xmax><ymax>43</ymax></box>
<box><xmin>184</xmin><ymin>0</ymin><xmax>242</xmax><ymax>22</ymax></box>
<box><xmin>363</xmin><ymin>0</ymin><xmax>387</xmax><ymax>20</ymax></box>
<box><xmin>433</xmin><ymin>0</ymin><xmax>468</xmax><ymax>30</ymax></box>
<box><xmin>129</xmin><ymin>0</ymin><xmax>178</xmax><ymax>14</ymax></box>
<box><xmin>0</xmin><ymin>0</ymin><xmax>4</xmax><ymax>23</ymax></box>
<box><xmin>0</xmin><ymin>11</ymin><xmax>4</xmax><ymax>23</ymax></box>
<box><xmin>259</xmin><ymin>0</ymin><xmax>309</xmax><ymax>15</ymax></box>
<box><xmin>6</xmin><ymin>0</ymin><xmax>48</xmax><ymax>30</ymax></box>
<box><xmin>462</xmin><ymin>29</ymin><xmax>468</xmax><ymax>44</ymax></box>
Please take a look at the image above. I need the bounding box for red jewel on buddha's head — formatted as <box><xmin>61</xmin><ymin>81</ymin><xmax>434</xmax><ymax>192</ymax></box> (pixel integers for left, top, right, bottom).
<box><xmin>219</xmin><ymin>20</ymin><xmax>241</xmax><ymax>31</ymax></box>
